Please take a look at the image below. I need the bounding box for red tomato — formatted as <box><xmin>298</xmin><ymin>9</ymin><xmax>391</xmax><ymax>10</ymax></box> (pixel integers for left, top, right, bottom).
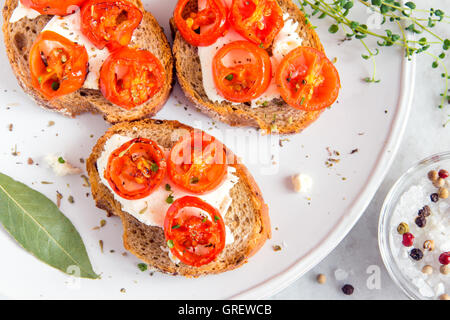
<box><xmin>164</xmin><ymin>196</ymin><xmax>226</xmax><ymax>267</ymax></box>
<box><xmin>21</xmin><ymin>0</ymin><xmax>86</xmax><ymax>16</ymax></box>
<box><xmin>174</xmin><ymin>0</ymin><xmax>228</xmax><ymax>46</ymax></box>
<box><xmin>80</xmin><ymin>0</ymin><xmax>142</xmax><ymax>50</ymax></box>
<box><xmin>212</xmin><ymin>40</ymin><xmax>271</xmax><ymax>103</ymax></box>
<box><xmin>168</xmin><ymin>130</ymin><xmax>227</xmax><ymax>194</ymax></box>
<box><xmin>230</xmin><ymin>0</ymin><xmax>284</xmax><ymax>49</ymax></box>
<box><xmin>29</xmin><ymin>31</ymin><xmax>89</xmax><ymax>99</ymax></box>
<box><xmin>99</xmin><ymin>47</ymin><xmax>165</xmax><ymax>109</ymax></box>
<box><xmin>104</xmin><ymin>138</ymin><xmax>166</xmax><ymax>200</ymax></box>
<box><xmin>275</xmin><ymin>46</ymin><xmax>340</xmax><ymax>111</ymax></box>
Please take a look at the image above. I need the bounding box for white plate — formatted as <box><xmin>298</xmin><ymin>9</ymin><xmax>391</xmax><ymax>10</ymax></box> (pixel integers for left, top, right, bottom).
<box><xmin>0</xmin><ymin>1</ymin><xmax>415</xmax><ymax>299</ymax></box>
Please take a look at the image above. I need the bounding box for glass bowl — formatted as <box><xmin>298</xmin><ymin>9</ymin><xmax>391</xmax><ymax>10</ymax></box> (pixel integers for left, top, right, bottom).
<box><xmin>379</xmin><ymin>151</ymin><xmax>450</xmax><ymax>300</ymax></box>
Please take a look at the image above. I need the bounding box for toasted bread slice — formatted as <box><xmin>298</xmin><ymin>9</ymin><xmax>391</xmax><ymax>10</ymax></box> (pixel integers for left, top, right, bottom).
<box><xmin>2</xmin><ymin>0</ymin><xmax>173</xmax><ymax>123</ymax></box>
<box><xmin>86</xmin><ymin>119</ymin><xmax>271</xmax><ymax>277</ymax></box>
<box><xmin>172</xmin><ymin>0</ymin><xmax>325</xmax><ymax>134</ymax></box>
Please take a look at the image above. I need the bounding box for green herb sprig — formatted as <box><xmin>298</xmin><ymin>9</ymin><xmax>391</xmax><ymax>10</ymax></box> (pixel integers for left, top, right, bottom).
<box><xmin>298</xmin><ymin>0</ymin><xmax>450</xmax><ymax>121</ymax></box>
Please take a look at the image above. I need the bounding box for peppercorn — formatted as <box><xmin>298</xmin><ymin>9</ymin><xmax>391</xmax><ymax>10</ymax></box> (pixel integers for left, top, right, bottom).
<box><xmin>440</xmin><ymin>265</ymin><xmax>450</xmax><ymax>275</ymax></box>
<box><xmin>433</xmin><ymin>178</ymin><xmax>445</xmax><ymax>188</ymax></box>
<box><xmin>410</xmin><ymin>248</ymin><xmax>424</xmax><ymax>261</ymax></box>
<box><xmin>430</xmin><ymin>193</ymin><xmax>439</xmax><ymax>202</ymax></box>
<box><xmin>397</xmin><ymin>222</ymin><xmax>409</xmax><ymax>235</ymax></box>
<box><xmin>402</xmin><ymin>233</ymin><xmax>414</xmax><ymax>247</ymax></box>
<box><xmin>428</xmin><ymin>170</ymin><xmax>439</xmax><ymax>181</ymax></box>
<box><xmin>341</xmin><ymin>284</ymin><xmax>354</xmax><ymax>295</ymax></box>
<box><xmin>317</xmin><ymin>274</ymin><xmax>326</xmax><ymax>284</ymax></box>
<box><xmin>439</xmin><ymin>294</ymin><xmax>450</xmax><ymax>301</ymax></box>
<box><xmin>418</xmin><ymin>205</ymin><xmax>431</xmax><ymax>217</ymax></box>
<box><xmin>439</xmin><ymin>252</ymin><xmax>450</xmax><ymax>265</ymax></box>
<box><xmin>422</xmin><ymin>265</ymin><xmax>433</xmax><ymax>275</ymax></box>
<box><xmin>438</xmin><ymin>169</ymin><xmax>449</xmax><ymax>179</ymax></box>
<box><xmin>438</xmin><ymin>187</ymin><xmax>449</xmax><ymax>199</ymax></box>
<box><xmin>423</xmin><ymin>240</ymin><xmax>435</xmax><ymax>251</ymax></box>
<box><xmin>415</xmin><ymin>216</ymin><xmax>427</xmax><ymax>228</ymax></box>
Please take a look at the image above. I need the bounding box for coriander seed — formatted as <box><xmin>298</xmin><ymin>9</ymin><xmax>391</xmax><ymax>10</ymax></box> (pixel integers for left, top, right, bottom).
<box><xmin>438</xmin><ymin>187</ymin><xmax>449</xmax><ymax>199</ymax></box>
<box><xmin>428</xmin><ymin>170</ymin><xmax>438</xmax><ymax>181</ymax></box>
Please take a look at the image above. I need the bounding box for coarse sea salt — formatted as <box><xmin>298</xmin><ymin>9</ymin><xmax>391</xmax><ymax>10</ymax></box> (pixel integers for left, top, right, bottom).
<box><xmin>389</xmin><ymin>177</ymin><xmax>449</xmax><ymax>299</ymax></box>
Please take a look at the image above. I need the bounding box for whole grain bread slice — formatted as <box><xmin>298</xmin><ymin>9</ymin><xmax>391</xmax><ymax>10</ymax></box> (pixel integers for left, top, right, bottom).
<box><xmin>86</xmin><ymin>119</ymin><xmax>271</xmax><ymax>277</ymax></box>
<box><xmin>172</xmin><ymin>0</ymin><xmax>326</xmax><ymax>134</ymax></box>
<box><xmin>2</xmin><ymin>0</ymin><xmax>173</xmax><ymax>123</ymax></box>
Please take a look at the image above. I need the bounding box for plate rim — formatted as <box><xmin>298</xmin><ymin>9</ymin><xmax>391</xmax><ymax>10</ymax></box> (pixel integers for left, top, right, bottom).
<box><xmin>230</xmin><ymin>50</ymin><xmax>417</xmax><ymax>300</ymax></box>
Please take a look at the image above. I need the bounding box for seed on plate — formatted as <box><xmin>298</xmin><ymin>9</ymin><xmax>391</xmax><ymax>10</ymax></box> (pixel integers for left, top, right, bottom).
<box><xmin>439</xmin><ymin>294</ymin><xmax>450</xmax><ymax>300</ymax></box>
<box><xmin>422</xmin><ymin>265</ymin><xmax>433</xmax><ymax>275</ymax></box>
<box><xmin>415</xmin><ymin>216</ymin><xmax>427</xmax><ymax>228</ymax></box>
<box><xmin>341</xmin><ymin>284</ymin><xmax>354</xmax><ymax>295</ymax></box>
<box><xmin>440</xmin><ymin>265</ymin><xmax>450</xmax><ymax>275</ymax></box>
<box><xmin>402</xmin><ymin>233</ymin><xmax>414</xmax><ymax>247</ymax></box>
<box><xmin>397</xmin><ymin>222</ymin><xmax>409</xmax><ymax>234</ymax></box>
<box><xmin>317</xmin><ymin>274</ymin><xmax>326</xmax><ymax>284</ymax></box>
<box><xmin>410</xmin><ymin>248</ymin><xmax>423</xmax><ymax>261</ymax></box>
<box><xmin>438</xmin><ymin>187</ymin><xmax>449</xmax><ymax>199</ymax></box>
<box><xmin>430</xmin><ymin>193</ymin><xmax>439</xmax><ymax>202</ymax></box>
<box><xmin>433</xmin><ymin>178</ymin><xmax>445</xmax><ymax>188</ymax></box>
<box><xmin>428</xmin><ymin>170</ymin><xmax>439</xmax><ymax>181</ymax></box>
<box><xmin>423</xmin><ymin>240</ymin><xmax>435</xmax><ymax>251</ymax></box>
<box><xmin>438</xmin><ymin>169</ymin><xmax>449</xmax><ymax>179</ymax></box>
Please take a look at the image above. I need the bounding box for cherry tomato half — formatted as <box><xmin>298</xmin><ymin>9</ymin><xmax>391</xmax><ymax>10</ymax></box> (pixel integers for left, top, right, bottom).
<box><xmin>164</xmin><ymin>196</ymin><xmax>226</xmax><ymax>267</ymax></box>
<box><xmin>212</xmin><ymin>40</ymin><xmax>271</xmax><ymax>103</ymax></box>
<box><xmin>168</xmin><ymin>130</ymin><xmax>227</xmax><ymax>194</ymax></box>
<box><xmin>230</xmin><ymin>0</ymin><xmax>284</xmax><ymax>49</ymax></box>
<box><xmin>22</xmin><ymin>0</ymin><xmax>86</xmax><ymax>16</ymax></box>
<box><xmin>80</xmin><ymin>0</ymin><xmax>143</xmax><ymax>50</ymax></box>
<box><xmin>99</xmin><ymin>46</ymin><xmax>165</xmax><ymax>109</ymax></box>
<box><xmin>29</xmin><ymin>31</ymin><xmax>89</xmax><ymax>99</ymax></box>
<box><xmin>174</xmin><ymin>0</ymin><xmax>228</xmax><ymax>46</ymax></box>
<box><xmin>275</xmin><ymin>46</ymin><xmax>340</xmax><ymax>111</ymax></box>
<box><xmin>104</xmin><ymin>137</ymin><xmax>166</xmax><ymax>200</ymax></box>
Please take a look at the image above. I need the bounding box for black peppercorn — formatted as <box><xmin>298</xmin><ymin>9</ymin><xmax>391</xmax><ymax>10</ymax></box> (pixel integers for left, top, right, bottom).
<box><xmin>410</xmin><ymin>248</ymin><xmax>424</xmax><ymax>261</ymax></box>
<box><xmin>418</xmin><ymin>205</ymin><xmax>431</xmax><ymax>217</ymax></box>
<box><xmin>415</xmin><ymin>216</ymin><xmax>427</xmax><ymax>228</ymax></box>
<box><xmin>430</xmin><ymin>193</ymin><xmax>439</xmax><ymax>202</ymax></box>
<box><xmin>342</xmin><ymin>284</ymin><xmax>354</xmax><ymax>295</ymax></box>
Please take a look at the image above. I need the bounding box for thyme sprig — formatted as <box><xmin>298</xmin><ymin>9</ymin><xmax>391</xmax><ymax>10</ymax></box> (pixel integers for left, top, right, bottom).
<box><xmin>298</xmin><ymin>0</ymin><xmax>450</xmax><ymax>116</ymax></box>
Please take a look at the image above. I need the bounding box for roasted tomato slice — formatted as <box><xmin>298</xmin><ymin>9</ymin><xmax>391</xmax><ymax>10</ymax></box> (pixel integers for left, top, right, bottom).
<box><xmin>174</xmin><ymin>0</ymin><xmax>228</xmax><ymax>46</ymax></box>
<box><xmin>275</xmin><ymin>46</ymin><xmax>340</xmax><ymax>111</ymax></box>
<box><xmin>230</xmin><ymin>0</ymin><xmax>284</xmax><ymax>49</ymax></box>
<box><xmin>104</xmin><ymin>138</ymin><xmax>166</xmax><ymax>200</ymax></box>
<box><xmin>99</xmin><ymin>47</ymin><xmax>165</xmax><ymax>109</ymax></box>
<box><xmin>21</xmin><ymin>0</ymin><xmax>86</xmax><ymax>15</ymax></box>
<box><xmin>212</xmin><ymin>40</ymin><xmax>271</xmax><ymax>103</ymax></box>
<box><xmin>164</xmin><ymin>196</ymin><xmax>226</xmax><ymax>267</ymax></box>
<box><xmin>29</xmin><ymin>31</ymin><xmax>88</xmax><ymax>99</ymax></box>
<box><xmin>80</xmin><ymin>0</ymin><xmax>143</xmax><ymax>50</ymax></box>
<box><xmin>168</xmin><ymin>130</ymin><xmax>227</xmax><ymax>194</ymax></box>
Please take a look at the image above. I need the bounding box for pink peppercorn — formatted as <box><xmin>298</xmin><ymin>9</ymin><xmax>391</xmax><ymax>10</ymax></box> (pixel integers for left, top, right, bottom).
<box><xmin>439</xmin><ymin>169</ymin><xmax>449</xmax><ymax>179</ymax></box>
<box><xmin>439</xmin><ymin>252</ymin><xmax>450</xmax><ymax>265</ymax></box>
<box><xmin>402</xmin><ymin>233</ymin><xmax>414</xmax><ymax>247</ymax></box>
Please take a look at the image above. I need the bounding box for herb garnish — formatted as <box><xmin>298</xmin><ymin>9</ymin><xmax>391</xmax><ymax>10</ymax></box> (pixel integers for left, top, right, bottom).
<box><xmin>299</xmin><ymin>0</ymin><xmax>450</xmax><ymax>121</ymax></box>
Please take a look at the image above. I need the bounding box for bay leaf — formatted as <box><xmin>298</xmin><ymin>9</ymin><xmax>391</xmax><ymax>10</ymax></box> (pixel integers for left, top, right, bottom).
<box><xmin>0</xmin><ymin>172</ymin><xmax>99</xmax><ymax>279</ymax></box>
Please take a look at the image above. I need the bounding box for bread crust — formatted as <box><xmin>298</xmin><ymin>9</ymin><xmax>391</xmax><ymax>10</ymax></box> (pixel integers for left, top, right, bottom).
<box><xmin>172</xmin><ymin>0</ymin><xmax>326</xmax><ymax>134</ymax></box>
<box><xmin>86</xmin><ymin>119</ymin><xmax>270</xmax><ymax>277</ymax></box>
<box><xmin>2</xmin><ymin>0</ymin><xmax>173</xmax><ymax>123</ymax></box>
